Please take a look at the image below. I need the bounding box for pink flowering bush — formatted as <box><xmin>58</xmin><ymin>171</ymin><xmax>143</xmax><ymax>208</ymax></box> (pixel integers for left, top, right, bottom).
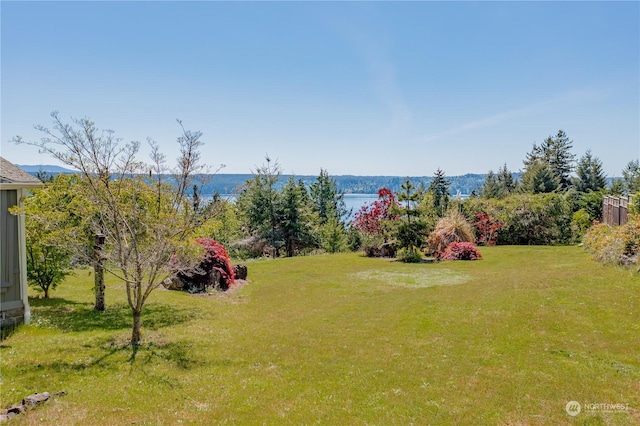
<box><xmin>439</xmin><ymin>242</ymin><xmax>482</xmax><ymax>261</ymax></box>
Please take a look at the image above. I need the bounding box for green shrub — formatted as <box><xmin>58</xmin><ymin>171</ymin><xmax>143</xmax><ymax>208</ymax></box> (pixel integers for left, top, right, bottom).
<box><xmin>396</xmin><ymin>246</ymin><xmax>423</xmax><ymax>263</ymax></box>
<box><xmin>578</xmin><ymin>190</ymin><xmax>604</xmax><ymax>221</ymax></box>
<box><xmin>571</xmin><ymin>209</ymin><xmax>592</xmax><ymax>241</ymax></box>
<box><xmin>463</xmin><ymin>193</ymin><xmax>573</xmax><ymax>245</ymax></box>
<box><xmin>346</xmin><ymin>225</ymin><xmax>363</xmax><ymax>251</ymax></box>
<box><xmin>396</xmin><ymin>221</ymin><xmax>429</xmax><ymax>250</ymax></box>
<box><xmin>319</xmin><ymin>217</ymin><xmax>350</xmax><ymax>253</ymax></box>
<box><xmin>360</xmin><ymin>234</ymin><xmax>385</xmax><ymax>257</ymax></box>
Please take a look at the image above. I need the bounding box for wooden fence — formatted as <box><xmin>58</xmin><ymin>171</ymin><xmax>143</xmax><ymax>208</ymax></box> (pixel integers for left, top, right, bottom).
<box><xmin>602</xmin><ymin>195</ymin><xmax>633</xmax><ymax>226</ymax></box>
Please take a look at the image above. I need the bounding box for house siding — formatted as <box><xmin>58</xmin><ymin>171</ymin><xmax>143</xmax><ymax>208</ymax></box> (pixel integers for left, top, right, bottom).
<box><xmin>0</xmin><ymin>158</ymin><xmax>41</xmax><ymax>331</ymax></box>
<box><xmin>1</xmin><ymin>189</ymin><xmax>25</xmax><ymax>327</ymax></box>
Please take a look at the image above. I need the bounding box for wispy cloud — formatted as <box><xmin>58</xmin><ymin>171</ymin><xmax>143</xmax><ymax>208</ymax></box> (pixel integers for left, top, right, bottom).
<box><xmin>326</xmin><ymin>11</ymin><xmax>411</xmax><ymax>132</ymax></box>
<box><xmin>422</xmin><ymin>89</ymin><xmax>604</xmax><ymax>143</ymax></box>
<box><xmin>360</xmin><ymin>42</ymin><xmax>412</xmax><ymax>132</ymax></box>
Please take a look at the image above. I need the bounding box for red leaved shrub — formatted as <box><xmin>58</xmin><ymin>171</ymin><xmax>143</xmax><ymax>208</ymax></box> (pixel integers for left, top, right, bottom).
<box><xmin>353</xmin><ymin>188</ymin><xmax>400</xmax><ymax>236</ymax></box>
<box><xmin>439</xmin><ymin>242</ymin><xmax>482</xmax><ymax>261</ymax></box>
<box><xmin>177</xmin><ymin>238</ymin><xmax>235</xmax><ymax>291</ymax></box>
<box><xmin>195</xmin><ymin>238</ymin><xmax>235</xmax><ymax>288</ymax></box>
<box><xmin>474</xmin><ymin>212</ymin><xmax>504</xmax><ymax>246</ymax></box>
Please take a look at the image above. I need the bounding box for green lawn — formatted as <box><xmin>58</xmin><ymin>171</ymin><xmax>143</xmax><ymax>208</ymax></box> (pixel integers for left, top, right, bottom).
<box><xmin>1</xmin><ymin>246</ymin><xmax>639</xmax><ymax>425</ymax></box>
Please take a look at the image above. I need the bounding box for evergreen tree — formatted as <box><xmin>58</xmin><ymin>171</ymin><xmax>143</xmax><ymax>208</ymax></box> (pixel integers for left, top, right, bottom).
<box><xmin>545</xmin><ymin>130</ymin><xmax>575</xmax><ymax>189</ymax></box>
<box><xmin>609</xmin><ymin>179</ymin><xmax>624</xmax><ymax>195</ymax></box>
<box><xmin>319</xmin><ymin>214</ymin><xmax>349</xmax><ymax>253</ymax></box>
<box><xmin>34</xmin><ymin>170</ymin><xmax>55</xmax><ymax>183</ymax></box>
<box><xmin>519</xmin><ymin>161</ymin><xmax>560</xmax><ymax>194</ymax></box>
<box><xmin>396</xmin><ymin>178</ymin><xmax>427</xmax><ymax>248</ymax></box>
<box><xmin>622</xmin><ymin>159</ymin><xmax>640</xmax><ymax>194</ymax></box>
<box><xmin>481</xmin><ymin>170</ymin><xmax>500</xmax><ymax>199</ymax></box>
<box><xmin>397</xmin><ymin>177</ymin><xmax>422</xmax><ymax>223</ymax></box>
<box><xmin>428</xmin><ymin>168</ymin><xmax>451</xmax><ymax>217</ymax></box>
<box><xmin>573</xmin><ymin>150</ymin><xmax>606</xmax><ymax>192</ymax></box>
<box><xmin>524</xmin><ymin>143</ymin><xmax>544</xmax><ymax>168</ymax></box>
<box><xmin>523</xmin><ymin>130</ymin><xmax>576</xmax><ymax>190</ymax></box>
<box><xmin>236</xmin><ymin>156</ymin><xmax>283</xmax><ymax>254</ymax></box>
<box><xmin>309</xmin><ymin>168</ymin><xmax>348</xmax><ymax>224</ymax></box>
<box><xmin>496</xmin><ymin>163</ymin><xmax>517</xmax><ymax>196</ymax></box>
<box><xmin>280</xmin><ymin>177</ymin><xmax>316</xmax><ymax>257</ymax></box>
<box><xmin>309</xmin><ymin>169</ymin><xmax>350</xmax><ymax>253</ymax></box>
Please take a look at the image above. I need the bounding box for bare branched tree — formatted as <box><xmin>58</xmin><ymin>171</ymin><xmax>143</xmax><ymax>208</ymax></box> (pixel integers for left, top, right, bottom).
<box><xmin>14</xmin><ymin>112</ymin><xmax>224</xmax><ymax>345</ymax></box>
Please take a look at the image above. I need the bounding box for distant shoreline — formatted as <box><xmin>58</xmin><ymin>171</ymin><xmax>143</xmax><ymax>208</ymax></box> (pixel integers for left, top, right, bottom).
<box><xmin>17</xmin><ymin>163</ymin><xmax>620</xmax><ymax>196</ymax></box>
<box><xmin>20</xmin><ymin>165</ymin><xmax>491</xmax><ymax>195</ymax></box>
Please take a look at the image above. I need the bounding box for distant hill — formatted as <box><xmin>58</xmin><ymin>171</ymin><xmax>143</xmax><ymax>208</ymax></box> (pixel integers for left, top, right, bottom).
<box><xmin>19</xmin><ymin>165</ymin><xmax>528</xmax><ymax>196</ymax></box>
<box><xmin>17</xmin><ymin>164</ymin><xmax>77</xmax><ymax>174</ymax></box>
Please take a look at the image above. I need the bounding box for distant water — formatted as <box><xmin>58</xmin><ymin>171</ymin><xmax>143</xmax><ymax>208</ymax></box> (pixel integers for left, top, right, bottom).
<box><xmin>214</xmin><ymin>193</ymin><xmax>469</xmax><ymax>219</ymax></box>
<box><xmin>215</xmin><ymin>193</ymin><xmax>378</xmax><ymax>219</ymax></box>
<box><xmin>343</xmin><ymin>194</ymin><xmax>379</xmax><ymax>216</ymax></box>
<box><xmin>343</xmin><ymin>194</ymin><xmax>469</xmax><ymax>218</ymax></box>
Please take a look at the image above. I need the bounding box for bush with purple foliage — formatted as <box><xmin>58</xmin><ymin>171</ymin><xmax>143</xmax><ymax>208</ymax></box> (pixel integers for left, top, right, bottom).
<box><xmin>177</xmin><ymin>238</ymin><xmax>235</xmax><ymax>291</ymax></box>
<box><xmin>439</xmin><ymin>242</ymin><xmax>482</xmax><ymax>261</ymax></box>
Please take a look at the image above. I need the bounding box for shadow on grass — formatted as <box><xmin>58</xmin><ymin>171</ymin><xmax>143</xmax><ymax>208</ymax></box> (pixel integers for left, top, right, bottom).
<box><xmin>1</xmin><ymin>323</ymin><xmax>21</xmax><ymax>341</ymax></box>
<box><xmin>128</xmin><ymin>340</ymin><xmax>201</xmax><ymax>370</ymax></box>
<box><xmin>33</xmin><ymin>343</ymin><xmax>124</xmax><ymax>372</ymax></box>
<box><xmin>22</xmin><ymin>338</ymin><xmax>202</xmax><ymax>375</ymax></box>
<box><xmin>29</xmin><ymin>298</ymin><xmax>199</xmax><ymax>333</ymax></box>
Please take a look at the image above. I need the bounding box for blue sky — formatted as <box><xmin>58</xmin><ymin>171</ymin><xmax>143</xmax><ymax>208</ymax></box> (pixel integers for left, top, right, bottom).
<box><xmin>1</xmin><ymin>1</ymin><xmax>638</xmax><ymax>177</ymax></box>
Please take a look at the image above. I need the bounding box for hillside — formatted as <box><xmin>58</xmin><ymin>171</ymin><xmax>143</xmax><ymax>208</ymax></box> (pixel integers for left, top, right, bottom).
<box><xmin>19</xmin><ymin>165</ymin><xmax>494</xmax><ymax>195</ymax></box>
<box><xmin>17</xmin><ymin>164</ymin><xmax>78</xmax><ymax>174</ymax></box>
<box><xmin>185</xmin><ymin>173</ymin><xmax>492</xmax><ymax>196</ymax></box>
<box><xmin>23</xmin><ymin>164</ymin><xmax>625</xmax><ymax>196</ymax></box>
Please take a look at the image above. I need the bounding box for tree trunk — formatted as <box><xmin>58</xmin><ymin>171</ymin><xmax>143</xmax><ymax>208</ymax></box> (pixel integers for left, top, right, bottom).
<box><xmin>94</xmin><ymin>235</ymin><xmax>106</xmax><ymax>311</ymax></box>
<box><xmin>44</xmin><ymin>285</ymin><xmax>50</xmax><ymax>299</ymax></box>
<box><xmin>94</xmin><ymin>266</ymin><xmax>105</xmax><ymax>311</ymax></box>
<box><xmin>286</xmin><ymin>237</ymin><xmax>293</xmax><ymax>257</ymax></box>
<box><xmin>131</xmin><ymin>309</ymin><xmax>142</xmax><ymax>346</ymax></box>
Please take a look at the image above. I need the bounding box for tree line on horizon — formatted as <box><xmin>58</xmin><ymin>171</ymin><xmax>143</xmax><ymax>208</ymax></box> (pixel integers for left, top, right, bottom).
<box><xmin>23</xmin><ymin>165</ymin><xmax>494</xmax><ymax>196</ymax></box>
<box><xmin>20</xmin><ymin>155</ymin><xmax>629</xmax><ymax>198</ymax></box>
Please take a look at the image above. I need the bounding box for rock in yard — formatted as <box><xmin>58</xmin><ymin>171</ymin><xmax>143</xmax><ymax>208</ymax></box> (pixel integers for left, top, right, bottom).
<box><xmin>22</xmin><ymin>392</ymin><xmax>50</xmax><ymax>407</ymax></box>
<box><xmin>233</xmin><ymin>264</ymin><xmax>248</xmax><ymax>280</ymax></box>
<box><xmin>162</xmin><ymin>276</ymin><xmax>185</xmax><ymax>290</ymax></box>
